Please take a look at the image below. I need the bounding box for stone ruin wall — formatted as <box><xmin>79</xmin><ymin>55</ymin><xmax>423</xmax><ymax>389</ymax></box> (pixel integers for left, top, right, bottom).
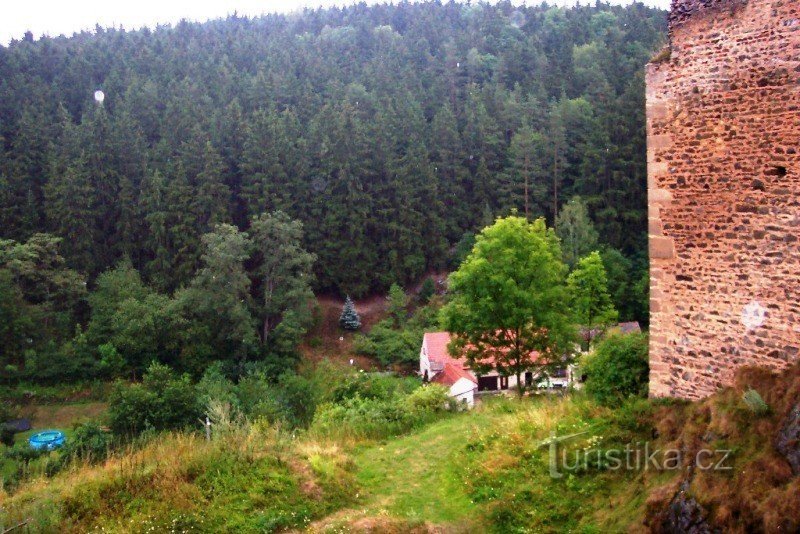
<box><xmin>647</xmin><ymin>0</ymin><xmax>800</xmax><ymax>399</ymax></box>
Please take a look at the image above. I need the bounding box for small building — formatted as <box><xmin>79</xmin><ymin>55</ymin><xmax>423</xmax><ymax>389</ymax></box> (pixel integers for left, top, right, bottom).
<box><xmin>419</xmin><ymin>332</ymin><xmax>572</xmax><ymax>406</ymax></box>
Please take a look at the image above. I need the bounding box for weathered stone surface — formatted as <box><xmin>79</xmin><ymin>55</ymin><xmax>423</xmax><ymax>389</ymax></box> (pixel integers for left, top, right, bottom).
<box><xmin>776</xmin><ymin>403</ymin><xmax>800</xmax><ymax>475</ymax></box>
<box><xmin>661</xmin><ymin>482</ymin><xmax>717</xmax><ymax>534</ymax></box>
<box><xmin>647</xmin><ymin>0</ymin><xmax>800</xmax><ymax>399</ymax></box>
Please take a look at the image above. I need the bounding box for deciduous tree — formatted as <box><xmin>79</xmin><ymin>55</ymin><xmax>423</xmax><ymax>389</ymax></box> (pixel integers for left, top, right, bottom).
<box><xmin>442</xmin><ymin>216</ymin><xmax>576</xmax><ymax>396</ymax></box>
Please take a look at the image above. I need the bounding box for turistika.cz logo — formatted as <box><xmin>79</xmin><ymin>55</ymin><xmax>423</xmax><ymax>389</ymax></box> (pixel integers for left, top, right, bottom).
<box><xmin>540</xmin><ymin>430</ymin><xmax>733</xmax><ymax>479</ymax></box>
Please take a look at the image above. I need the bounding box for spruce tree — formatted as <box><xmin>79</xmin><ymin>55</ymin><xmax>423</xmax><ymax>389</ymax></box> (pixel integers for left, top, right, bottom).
<box><xmin>339</xmin><ymin>296</ymin><xmax>361</xmax><ymax>331</ymax></box>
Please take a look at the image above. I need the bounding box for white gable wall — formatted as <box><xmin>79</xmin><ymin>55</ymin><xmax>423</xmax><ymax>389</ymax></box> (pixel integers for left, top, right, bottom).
<box><xmin>449</xmin><ymin>377</ymin><xmax>476</xmax><ymax>407</ymax></box>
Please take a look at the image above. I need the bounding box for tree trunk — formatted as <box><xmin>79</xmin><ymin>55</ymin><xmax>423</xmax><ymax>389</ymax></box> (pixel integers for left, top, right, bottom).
<box><xmin>516</xmin><ymin>370</ymin><xmax>524</xmax><ymax>397</ymax></box>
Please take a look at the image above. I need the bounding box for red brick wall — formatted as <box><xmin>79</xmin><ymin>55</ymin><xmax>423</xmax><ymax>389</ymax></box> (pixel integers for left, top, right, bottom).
<box><xmin>647</xmin><ymin>0</ymin><xmax>800</xmax><ymax>399</ymax></box>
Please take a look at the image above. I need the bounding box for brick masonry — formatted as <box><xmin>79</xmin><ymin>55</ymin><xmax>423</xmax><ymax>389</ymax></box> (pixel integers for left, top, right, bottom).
<box><xmin>647</xmin><ymin>0</ymin><xmax>800</xmax><ymax>399</ymax></box>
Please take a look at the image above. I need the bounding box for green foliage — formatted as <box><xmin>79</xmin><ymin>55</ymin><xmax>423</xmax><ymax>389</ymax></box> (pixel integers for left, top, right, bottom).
<box><xmin>742</xmin><ymin>388</ymin><xmax>770</xmax><ymax>416</ymax></box>
<box><xmin>0</xmin><ymin>235</ymin><xmax>85</xmax><ymax>373</ymax></box>
<box><xmin>339</xmin><ymin>296</ymin><xmax>361</xmax><ymax>331</ymax></box>
<box><xmin>175</xmin><ymin>224</ymin><xmax>257</xmax><ymax>368</ymax></box>
<box><xmin>0</xmin><ymin>1</ymin><xmax>664</xmax><ymax>300</ymax></box>
<box><xmin>310</xmin><ymin>385</ymin><xmax>451</xmax><ymax>441</ymax></box>
<box><xmin>568</xmin><ymin>251</ymin><xmax>619</xmax><ymax>346</ymax></box>
<box><xmin>582</xmin><ymin>332</ymin><xmax>649</xmax><ymax>405</ymax></box>
<box><xmin>324</xmin><ymin>369</ymin><xmax>419</xmax><ymax>404</ymax></box>
<box><xmin>418</xmin><ymin>278</ymin><xmax>436</xmax><ymax>304</ymax></box>
<box><xmin>442</xmin><ymin>216</ymin><xmax>576</xmax><ymax>395</ymax></box>
<box><xmin>248</xmin><ymin>211</ymin><xmax>316</xmax><ymax>349</ymax></box>
<box><xmin>387</xmin><ymin>283</ymin><xmax>409</xmax><ymax>327</ymax></box>
<box><xmin>451</xmin><ymin>232</ymin><xmax>477</xmax><ymax>269</ymax></box>
<box><xmin>60</xmin><ymin>422</ymin><xmax>113</xmax><ymax>464</ymax></box>
<box><xmin>353</xmin><ymin>321</ymin><xmax>420</xmax><ymax>366</ymax></box>
<box><xmin>555</xmin><ymin>197</ymin><xmax>599</xmax><ymax>268</ymax></box>
<box><xmin>403</xmin><ymin>384</ymin><xmax>457</xmax><ymax>414</ymax></box>
<box><xmin>107</xmin><ymin>362</ymin><xmax>200</xmax><ymax>436</ymax></box>
<box><xmin>354</xmin><ymin>299</ymin><xmax>441</xmax><ymax>367</ymax></box>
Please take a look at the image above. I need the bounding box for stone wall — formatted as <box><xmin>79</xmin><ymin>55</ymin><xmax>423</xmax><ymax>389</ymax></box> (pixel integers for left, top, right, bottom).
<box><xmin>647</xmin><ymin>0</ymin><xmax>800</xmax><ymax>399</ymax></box>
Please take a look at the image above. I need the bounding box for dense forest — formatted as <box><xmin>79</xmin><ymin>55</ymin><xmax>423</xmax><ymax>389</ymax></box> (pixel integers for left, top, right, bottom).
<box><xmin>0</xmin><ymin>1</ymin><xmax>665</xmax><ymax>380</ymax></box>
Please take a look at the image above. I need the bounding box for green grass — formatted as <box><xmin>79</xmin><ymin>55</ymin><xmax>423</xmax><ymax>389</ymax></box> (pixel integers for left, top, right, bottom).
<box><xmin>1</xmin><ymin>401</ymin><xmax>109</xmax><ymax>492</ymax></box>
<box><xmin>9</xmin><ymin>384</ymin><xmax>787</xmax><ymax>533</ymax></box>
<box><xmin>353</xmin><ymin>411</ymin><xmax>491</xmax><ymax>525</ymax></box>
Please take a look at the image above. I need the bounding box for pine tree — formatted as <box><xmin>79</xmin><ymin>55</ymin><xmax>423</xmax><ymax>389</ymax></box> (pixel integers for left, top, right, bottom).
<box><xmin>339</xmin><ymin>296</ymin><xmax>361</xmax><ymax>331</ymax></box>
<box><xmin>193</xmin><ymin>141</ymin><xmax>231</xmax><ymax>231</ymax></box>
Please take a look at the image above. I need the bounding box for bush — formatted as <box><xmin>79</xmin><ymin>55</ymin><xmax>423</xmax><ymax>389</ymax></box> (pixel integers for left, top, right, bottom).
<box><xmin>353</xmin><ymin>300</ymin><xmax>441</xmax><ymax>367</ymax></box>
<box><xmin>582</xmin><ymin>332</ymin><xmax>649</xmax><ymax>406</ymax></box>
<box><xmin>62</xmin><ymin>422</ymin><xmax>113</xmax><ymax>464</ymax></box>
<box><xmin>355</xmin><ymin>320</ymin><xmax>421</xmax><ymax>366</ymax></box>
<box><xmin>403</xmin><ymin>384</ymin><xmax>456</xmax><ymax>414</ymax></box>
<box><xmin>326</xmin><ymin>371</ymin><xmax>418</xmax><ymax>403</ymax></box>
<box><xmin>107</xmin><ymin>362</ymin><xmax>200</xmax><ymax>436</ymax></box>
<box><xmin>742</xmin><ymin>388</ymin><xmax>770</xmax><ymax>416</ymax></box>
<box><xmin>311</xmin><ymin>379</ymin><xmax>453</xmax><ymax>440</ymax></box>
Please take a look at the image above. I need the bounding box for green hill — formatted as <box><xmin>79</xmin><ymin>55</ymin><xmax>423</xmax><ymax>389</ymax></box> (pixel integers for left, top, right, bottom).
<box><xmin>3</xmin><ymin>362</ymin><xmax>798</xmax><ymax>532</ymax></box>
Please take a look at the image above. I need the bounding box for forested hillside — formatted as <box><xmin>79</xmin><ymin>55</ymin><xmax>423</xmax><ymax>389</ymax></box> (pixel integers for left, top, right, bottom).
<box><xmin>0</xmin><ymin>1</ymin><xmax>665</xmax><ymax>298</ymax></box>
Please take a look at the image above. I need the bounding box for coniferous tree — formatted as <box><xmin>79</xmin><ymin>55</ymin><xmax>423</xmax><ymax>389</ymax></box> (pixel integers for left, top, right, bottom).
<box><xmin>339</xmin><ymin>296</ymin><xmax>361</xmax><ymax>331</ymax></box>
<box><xmin>0</xmin><ymin>1</ymin><xmax>664</xmax><ymax>324</ymax></box>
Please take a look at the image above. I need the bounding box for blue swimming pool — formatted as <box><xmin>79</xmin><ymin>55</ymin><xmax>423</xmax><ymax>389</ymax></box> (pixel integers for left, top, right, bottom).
<box><xmin>28</xmin><ymin>430</ymin><xmax>66</xmax><ymax>450</ymax></box>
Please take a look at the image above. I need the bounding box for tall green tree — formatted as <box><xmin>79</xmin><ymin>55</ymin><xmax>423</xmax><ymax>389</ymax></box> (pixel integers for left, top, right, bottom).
<box><xmin>501</xmin><ymin>126</ymin><xmax>548</xmax><ymax>219</ymax></box>
<box><xmin>441</xmin><ymin>216</ymin><xmax>576</xmax><ymax>396</ymax></box>
<box><xmin>386</xmin><ymin>283</ymin><xmax>408</xmax><ymax>327</ymax></box>
<box><xmin>567</xmin><ymin>251</ymin><xmax>618</xmax><ymax>348</ymax></box>
<box><xmin>248</xmin><ymin>211</ymin><xmax>316</xmax><ymax>347</ymax></box>
<box><xmin>555</xmin><ymin>196</ymin><xmax>599</xmax><ymax>268</ymax></box>
<box><xmin>176</xmin><ymin>224</ymin><xmax>257</xmax><ymax>368</ymax></box>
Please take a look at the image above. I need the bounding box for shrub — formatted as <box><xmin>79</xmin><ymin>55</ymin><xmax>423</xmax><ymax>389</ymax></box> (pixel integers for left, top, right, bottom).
<box><xmin>107</xmin><ymin>362</ymin><xmax>200</xmax><ymax>436</ymax></box>
<box><xmin>196</xmin><ymin>362</ymin><xmax>240</xmax><ymax>411</ymax></box>
<box><xmin>276</xmin><ymin>372</ymin><xmax>317</xmax><ymax>427</ymax></box>
<box><xmin>62</xmin><ymin>422</ymin><xmax>113</xmax><ymax>464</ymax></box>
<box><xmin>326</xmin><ymin>371</ymin><xmax>418</xmax><ymax>403</ymax></box>
<box><xmin>403</xmin><ymin>384</ymin><xmax>456</xmax><ymax>414</ymax></box>
<box><xmin>582</xmin><ymin>332</ymin><xmax>649</xmax><ymax>406</ymax></box>
<box><xmin>311</xmin><ymin>380</ymin><xmax>452</xmax><ymax>440</ymax></box>
<box><xmin>742</xmin><ymin>388</ymin><xmax>770</xmax><ymax>416</ymax></box>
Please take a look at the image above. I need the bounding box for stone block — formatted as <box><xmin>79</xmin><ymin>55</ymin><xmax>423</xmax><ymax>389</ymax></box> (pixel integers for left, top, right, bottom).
<box><xmin>650</xmin><ymin>235</ymin><xmax>676</xmax><ymax>259</ymax></box>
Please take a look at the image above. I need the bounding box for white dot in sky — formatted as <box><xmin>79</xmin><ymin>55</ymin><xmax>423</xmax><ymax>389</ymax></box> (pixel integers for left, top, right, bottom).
<box><xmin>94</xmin><ymin>90</ymin><xmax>105</xmax><ymax>103</ymax></box>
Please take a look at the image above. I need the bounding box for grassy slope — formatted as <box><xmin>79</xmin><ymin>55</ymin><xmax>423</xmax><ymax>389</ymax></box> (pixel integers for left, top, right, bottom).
<box><xmin>311</xmin><ymin>411</ymin><xmax>492</xmax><ymax>532</ymax></box>
<box><xmin>3</xmin><ymin>365</ymin><xmax>799</xmax><ymax>533</ymax></box>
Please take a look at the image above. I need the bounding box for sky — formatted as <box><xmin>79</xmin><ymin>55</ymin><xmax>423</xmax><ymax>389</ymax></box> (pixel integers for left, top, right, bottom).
<box><xmin>1</xmin><ymin>0</ymin><xmax>671</xmax><ymax>45</ymax></box>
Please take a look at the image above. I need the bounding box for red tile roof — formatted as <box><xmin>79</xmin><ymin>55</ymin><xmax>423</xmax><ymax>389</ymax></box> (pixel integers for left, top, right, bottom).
<box><xmin>430</xmin><ymin>361</ymin><xmax>477</xmax><ymax>386</ymax></box>
<box><xmin>423</xmin><ymin>331</ymin><xmax>546</xmax><ymax>387</ymax></box>
<box><xmin>424</xmin><ymin>332</ymin><xmax>477</xmax><ymax>386</ymax></box>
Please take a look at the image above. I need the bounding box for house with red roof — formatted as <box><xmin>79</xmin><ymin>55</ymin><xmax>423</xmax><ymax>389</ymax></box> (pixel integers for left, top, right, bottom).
<box><xmin>419</xmin><ymin>332</ymin><xmax>572</xmax><ymax>406</ymax></box>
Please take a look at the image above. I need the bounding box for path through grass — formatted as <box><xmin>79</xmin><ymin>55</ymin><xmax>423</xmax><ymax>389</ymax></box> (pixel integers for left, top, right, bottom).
<box><xmin>309</xmin><ymin>410</ymin><xmax>496</xmax><ymax>532</ymax></box>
